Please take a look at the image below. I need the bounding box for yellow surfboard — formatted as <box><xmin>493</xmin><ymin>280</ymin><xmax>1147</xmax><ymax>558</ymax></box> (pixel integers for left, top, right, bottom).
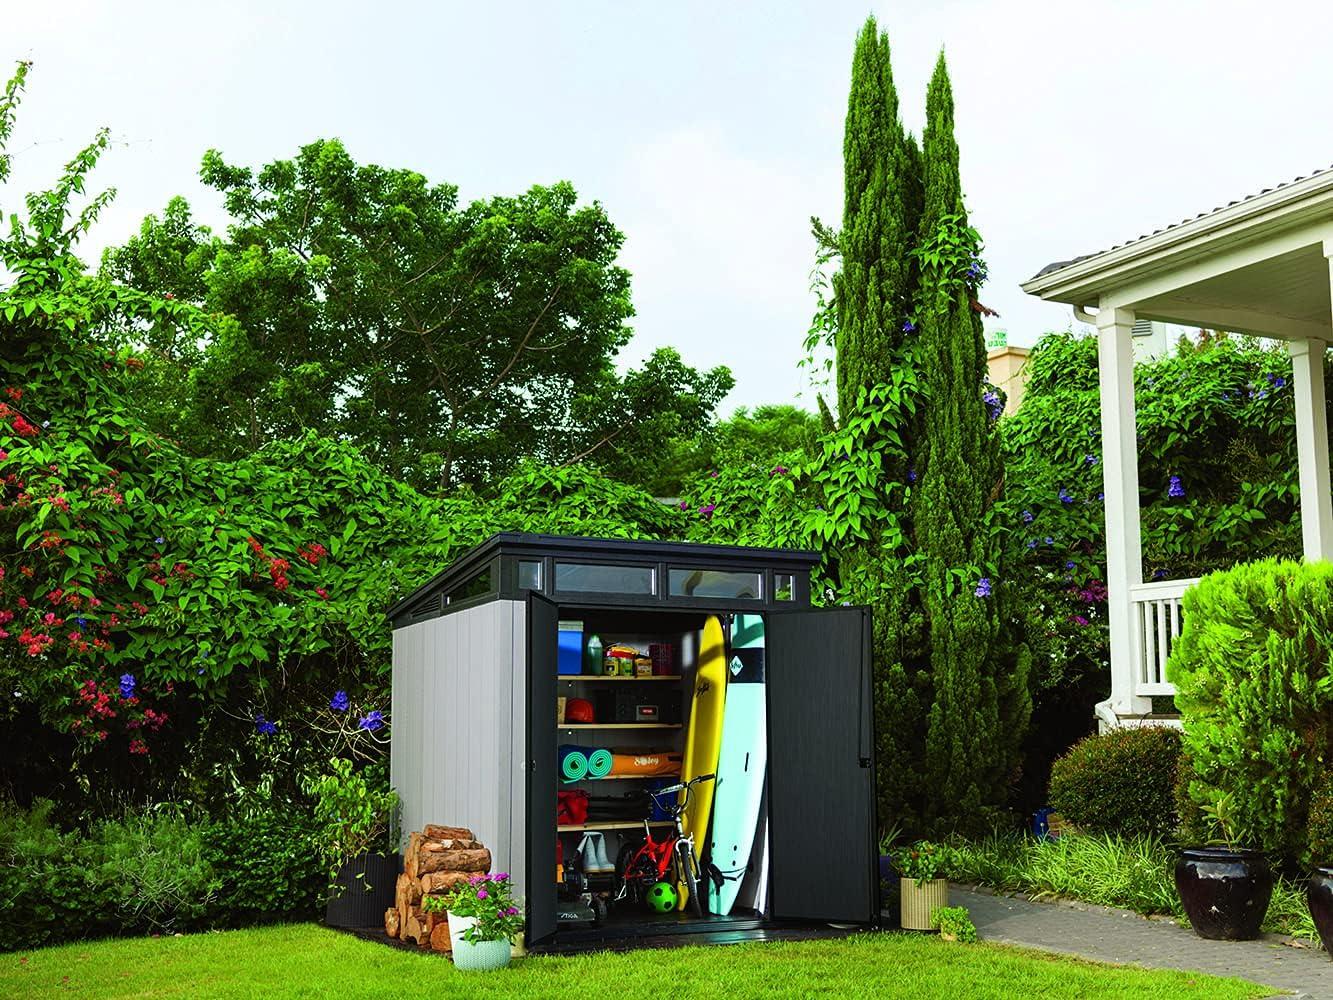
<box><xmin>680</xmin><ymin>615</ymin><xmax>727</xmax><ymax>844</ymax></box>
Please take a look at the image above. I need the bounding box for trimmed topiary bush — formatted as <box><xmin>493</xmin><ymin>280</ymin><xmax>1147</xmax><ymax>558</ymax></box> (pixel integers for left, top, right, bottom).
<box><xmin>1168</xmin><ymin>559</ymin><xmax>1333</xmax><ymax>861</ymax></box>
<box><xmin>1309</xmin><ymin>778</ymin><xmax>1333</xmax><ymax>864</ymax></box>
<box><xmin>1047</xmin><ymin>726</ymin><xmax>1181</xmax><ymax>837</ymax></box>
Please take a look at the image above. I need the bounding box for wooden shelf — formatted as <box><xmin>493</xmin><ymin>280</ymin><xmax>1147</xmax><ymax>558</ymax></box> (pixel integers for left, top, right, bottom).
<box><xmin>557</xmin><ymin>820</ymin><xmax>674</xmax><ymax>832</ymax></box>
<box><xmin>561</xmin><ymin>774</ymin><xmax>681</xmax><ymax>782</ymax></box>
<box><xmin>558</xmin><ymin>675</ymin><xmax>682</xmax><ymax>682</ymax></box>
<box><xmin>559</xmin><ymin>723</ymin><xmax>682</xmax><ymax>730</ymax></box>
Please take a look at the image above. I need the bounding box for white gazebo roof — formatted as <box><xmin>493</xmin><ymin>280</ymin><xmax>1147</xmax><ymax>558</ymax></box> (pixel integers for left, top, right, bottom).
<box><xmin>1022</xmin><ymin>166</ymin><xmax>1333</xmax><ymax>341</ymax></box>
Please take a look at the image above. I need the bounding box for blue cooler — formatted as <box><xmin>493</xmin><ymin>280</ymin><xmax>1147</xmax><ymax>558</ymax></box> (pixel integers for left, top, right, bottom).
<box><xmin>557</xmin><ymin>620</ymin><xmax>584</xmax><ymax>675</ymax></box>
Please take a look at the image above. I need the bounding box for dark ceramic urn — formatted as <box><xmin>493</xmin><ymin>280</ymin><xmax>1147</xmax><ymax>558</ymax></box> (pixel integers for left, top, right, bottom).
<box><xmin>1310</xmin><ymin>866</ymin><xmax>1333</xmax><ymax>957</ymax></box>
<box><xmin>1174</xmin><ymin>848</ymin><xmax>1273</xmax><ymax>941</ymax></box>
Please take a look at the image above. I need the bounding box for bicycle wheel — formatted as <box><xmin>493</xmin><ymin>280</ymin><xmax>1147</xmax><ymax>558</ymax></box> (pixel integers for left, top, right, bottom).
<box><xmin>677</xmin><ymin>841</ymin><xmax>704</xmax><ymax>918</ymax></box>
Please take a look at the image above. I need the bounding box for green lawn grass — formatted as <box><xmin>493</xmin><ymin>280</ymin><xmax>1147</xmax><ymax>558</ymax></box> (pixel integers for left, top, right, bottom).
<box><xmin>0</xmin><ymin>923</ymin><xmax>1271</xmax><ymax>999</ymax></box>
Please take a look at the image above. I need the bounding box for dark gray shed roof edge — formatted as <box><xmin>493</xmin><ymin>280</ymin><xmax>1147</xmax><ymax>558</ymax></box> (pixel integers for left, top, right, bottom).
<box><xmin>384</xmin><ymin>531</ymin><xmax>822</xmax><ymax>622</ymax></box>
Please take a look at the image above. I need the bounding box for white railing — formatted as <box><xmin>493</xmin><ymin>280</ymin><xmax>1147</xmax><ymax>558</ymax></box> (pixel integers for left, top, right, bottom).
<box><xmin>1129</xmin><ymin>578</ymin><xmax>1199</xmax><ymax>696</ymax></box>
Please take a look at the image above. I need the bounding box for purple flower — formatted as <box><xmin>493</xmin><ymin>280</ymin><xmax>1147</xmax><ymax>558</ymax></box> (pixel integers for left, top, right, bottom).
<box><xmin>254</xmin><ymin>714</ymin><xmax>277</xmax><ymax>736</ymax></box>
<box><xmin>1085</xmin><ymin>454</ymin><xmax>1097</xmax><ymax>465</ymax></box>
<box><xmin>708</xmin><ymin>471</ymin><xmax>718</xmax><ymax>478</ymax></box>
<box><xmin>1095</xmin><ymin>492</ymin><xmax>1104</xmax><ymax>501</ymax></box>
<box><xmin>1026</xmin><ymin>539</ymin><xmax>1038</xmax><ymax>549</ymax></box>
<box><xmin>358</xmin><ymin>710</ymin><xmax>384</xmax><ymax>732</ymax></box>
<box><xmin>1065</xmin><ymin>560</ymin><xmax>1076</xmax><ymax>570</ymax></box>
<box><xmin>907</xmin><ymin>467</ymin><xmax>917</xmax><ymax>484</ymax></box>
<box><xmin>1058</xmin><ymin>487</ymin><xmax>1074</xmax><ymax>505</ymax></box>
<box><xmin>1071</xmin><ymin>614</ymin><xmax>1090</xmax><ymax>627</ymax></box>
<box><xmin>1044</xmin><ymin>536</ymin><xmax>1054</xmax><ymax>546</ymax></box>
<box><xmin>154</xmin><ymin>536</ymin><xmax>165</xmax><ymax>545</ymax></box>
<box><xmin>1021</xmin><ymin>510</ymin><xmax>1034</xmax><ymax>523</ymax></box>
<box><xmin>770</xmin><ymin>465</ymin><xmax>788</xmax><ymax>476</ymax></box>
<box><xmin>494</xmin><ymin>872</ymin><xmax>510</xmax><ymax>881</ymax></box>
<box><xmin>505</xmin><ymin>906</ymin><xmax>519</xmax><ymax>916</ymax></box>
<box><xmin>678</xmin><ymin>501</ymin><xmax>689</xmax><ymax>511</ymax></box>
<box><xmin>974</xmin><ymin>577</ymin><xmax>992</xmax><ymax>598</ymax></box>
<box><xmin>982</xmin><ymin>390</ymin><xmax>1002</xmax><ymax>421</ymax></box>
<box><xmin>119</xmin><ymin>674</ymin><xmax>136</xmax><ymax>699</ymax></box>
<box><xmin>476</xmin><ymin>889</ymin><xmax>488</xmax><ymax>900</ymax></box>
<box><xmin>1167</xmin><ymin>475</ymin><xmax>1185</xmax><ymax>499</ymax></box>
<box><xmin>700</xmin><ymin>503</ymin><xmax>716</xmax><ymax>519</ymax></box>
<box><xmin>330</xmin><ymin>690</ymin><xmax>349</xmax><ymax>712</ymax></box>
<box><xmin>1152</xmin><ymin>568</ymin><xmax>1167</xmax><ymax>580</ymax></box>
<box><xmin>902</xmin><ymin>319</ymin><xmax>916</xmax><ymax>333</ymax></box>
<box><xmin>75</xmin><ymin>617</ymin><xmax>87</xmax><ymax>630</ymax></box>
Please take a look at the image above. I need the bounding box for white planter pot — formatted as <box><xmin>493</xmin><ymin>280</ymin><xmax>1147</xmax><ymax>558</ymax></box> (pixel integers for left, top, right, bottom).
<box><xmin>899</xmin><ymin>877</ymin><xmax>949</xmax><ymax>931</ymax></box>
<box><xmin>447</xmin><ymin>913</ymin><xmax>512</xmax><ymax>972</ymax></box>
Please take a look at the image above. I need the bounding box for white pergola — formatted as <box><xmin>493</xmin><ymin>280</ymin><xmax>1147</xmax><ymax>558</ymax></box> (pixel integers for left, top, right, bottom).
<box><xmin>1021</xmin><ymin>167</ymin><xmax>1333</xmax><ymax>727</ymax></box>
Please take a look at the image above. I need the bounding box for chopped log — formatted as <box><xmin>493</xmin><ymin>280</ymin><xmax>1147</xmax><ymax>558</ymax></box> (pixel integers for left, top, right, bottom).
<box><xmin>403</xmin><ymin>903</ymin><xmax>431</xmax><ymax>946</ymax></box>
<box><xmin>423</xmin><ymin>824</ymin><xmax>474</xmax><ymax>841</ymax></box>
<box><xmin>406</xmin><ymin>838</ymin><xmax>480</xmax><ymax>878</ymax></box>
<box><xmin>416</xmin><ymin>847</ymin><xmax>491</xmax><ymax>876</ymax></box>
<box><xmin>405</xmin><ymin>831</ymin><xmax>425</xmax><ymax>871</ymax></box>
<box><xmin>420</xmin><ymin>870</ymin><xmax>478</xmax><ymax>895</ymax></box>
<box><xmin>384</xmin><ymin>907</ymin><xmax>400</xmax><ymax>939</ymax></box>
<box><xmin>429</xmin><ymin>921</ymin><xmax>452</xmax><ymax>953</ymax></box>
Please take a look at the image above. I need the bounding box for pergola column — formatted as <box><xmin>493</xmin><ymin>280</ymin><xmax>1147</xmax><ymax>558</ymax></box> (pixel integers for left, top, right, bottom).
<box><xmin>1287</xmin><ymin>241</ymin><xmax>1333</xmax><ymax>562</ymax></box>
<box><xmin>1096</xmin><ymin>307</ymin><xmax>1150</xmax><ymax>717</ymax></box>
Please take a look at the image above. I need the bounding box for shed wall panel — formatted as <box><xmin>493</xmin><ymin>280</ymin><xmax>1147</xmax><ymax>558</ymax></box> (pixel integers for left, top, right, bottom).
<box><xmin>389</xmin><ymin>601</ymin><xmax>526</xmax><ymax>892</ymax></box>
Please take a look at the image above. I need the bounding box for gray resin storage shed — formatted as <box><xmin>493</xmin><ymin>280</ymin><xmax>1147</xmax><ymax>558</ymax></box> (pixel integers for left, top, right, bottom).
<box><xmin>387</xmin><ymin>532</ymin><xmax>876</xmax><ymax>949</ymax></box>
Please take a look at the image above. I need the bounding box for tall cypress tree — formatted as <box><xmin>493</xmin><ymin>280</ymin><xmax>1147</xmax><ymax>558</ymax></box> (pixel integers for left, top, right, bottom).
<box><xmin>834</xmin><ymin>16</ymin><xmax>920</xmax><ymax>417</ymax></box>
<box><xmin>831</xmin><ymin>16</ymin><xmax>929</xmax><ymax>833</ymax></box>
<box><xmin>912</xmin><ymin>54</ymin><xmax>1030</xmax><ymax>832</ymax></box>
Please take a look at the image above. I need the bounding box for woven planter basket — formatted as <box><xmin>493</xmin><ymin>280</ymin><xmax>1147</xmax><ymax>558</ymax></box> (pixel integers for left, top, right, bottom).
<box><xmin>899</xmin><ymin>877</ymin><xmax>949</xmax><ymax>931</ymax></box>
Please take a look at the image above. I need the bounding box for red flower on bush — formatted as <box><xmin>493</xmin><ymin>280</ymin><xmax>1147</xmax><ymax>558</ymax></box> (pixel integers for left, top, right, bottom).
<box><xmin>316</xmin><ymin>587</ymin><xmax>329</xmax><ymax>600</ymax></box>
<box><xmin>128</xmin><ymin>739</ymin><xmax>148</xmax><ymax>755</ymax></box>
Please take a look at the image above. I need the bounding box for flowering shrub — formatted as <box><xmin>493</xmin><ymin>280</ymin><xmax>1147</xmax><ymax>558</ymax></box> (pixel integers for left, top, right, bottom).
<box><xmin>424</xmin><ymin>873</ymin><xmax>524</xmax><ymax>943</ymax></box>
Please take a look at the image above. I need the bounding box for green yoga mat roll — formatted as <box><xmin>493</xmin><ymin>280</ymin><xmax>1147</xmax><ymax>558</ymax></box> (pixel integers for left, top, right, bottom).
<box><xmin>586</xmin><ymin>748</ymin><xmax>614</xmax><ymax>778</ymax></box>
<box><xmin>559</xmin><ymin>746</ymin><xmax>589</xmax><ymax>782</ymax></box>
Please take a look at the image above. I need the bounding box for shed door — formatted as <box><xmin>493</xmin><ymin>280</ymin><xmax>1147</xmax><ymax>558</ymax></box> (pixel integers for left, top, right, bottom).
<box><xmin>765</xmin><ymin>607</ymin><xmax>875</xmax><ymax>924</ymax></box>
<box><xmin>525</xmin><ymin>593</ymin><xmax>559</xmax><ymax>945</ymax></box>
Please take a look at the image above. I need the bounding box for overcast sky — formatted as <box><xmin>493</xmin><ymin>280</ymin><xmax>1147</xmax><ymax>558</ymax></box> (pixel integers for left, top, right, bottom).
<box><xmin>5</xmin><ymin>1</ymin><xmax>1332</xmax><ymax>411</ymax></box>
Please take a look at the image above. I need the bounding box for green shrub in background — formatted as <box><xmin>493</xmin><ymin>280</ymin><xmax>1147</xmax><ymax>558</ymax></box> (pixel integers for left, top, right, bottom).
<box><xmin>1168</xmin><ymin>559</ymin><xmax>1333</xmax><ymax>862</ymax></box>
<box><xmin>1047</xmin><ymin>726</ymin><xmax>1181</xmax><ymax>838</ymax></box>
<box><xmin>0</xmin><ymin>799</ymin><xmax>326</xmax><ymax>952</ymax></box>
<box><xmin>1308</xmin><ymin>778</ymin><xmax>1333</xmax><ymax>865</ymax></box>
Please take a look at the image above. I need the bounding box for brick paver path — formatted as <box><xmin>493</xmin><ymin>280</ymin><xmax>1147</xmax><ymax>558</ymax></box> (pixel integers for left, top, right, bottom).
<box><xmin>956</xmin><ymin>885</ymin><xmax>1333</xmax><ymax>999</ymax></box>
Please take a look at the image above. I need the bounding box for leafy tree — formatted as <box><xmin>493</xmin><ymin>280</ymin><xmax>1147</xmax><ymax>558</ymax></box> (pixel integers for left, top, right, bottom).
<box><xmin>104</xmin><ymin>141</ymin><xmax>729</xmax><ymax>490</ymax></box>
<box><xmin>650</xmin><ymin>404</ymin><xmax>819</xmax><ymax>497</ymax></box>
<box><xmin>912</xmin><ymin>55</ymin><xmax>1030</xmax><ymax>833</ymax></box>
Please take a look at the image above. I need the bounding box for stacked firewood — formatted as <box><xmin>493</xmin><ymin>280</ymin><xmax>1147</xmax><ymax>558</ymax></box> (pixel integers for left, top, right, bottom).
<box><xmin>383</xmin><ymin>824</ymin><xmax>492</xmax><ymax>953</ymax></box>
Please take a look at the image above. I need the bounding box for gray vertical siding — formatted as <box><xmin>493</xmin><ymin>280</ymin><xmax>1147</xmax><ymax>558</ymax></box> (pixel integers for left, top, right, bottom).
<box><xmin>390</xmin><ymin>600</ymin><xmax>528</xmax><ymax>900</ymax></box>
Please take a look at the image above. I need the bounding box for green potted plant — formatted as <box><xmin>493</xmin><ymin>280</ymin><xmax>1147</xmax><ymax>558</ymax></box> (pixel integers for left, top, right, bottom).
<box><xmin>897</xmin><ymin>841</ymin><xmax>952</xmax><ymax>931</ymax></box>
<box><xmin>932</xmin><ymin>905</ymin><xmax>978</xmax><ymax>943</ymax></box>
<box><xmin>1175</xmin><ymin>791</ymin><xmax>1273</xmax><ymax>941</ymax></box>
<box><xmin>1306</xmin><ymin>780</ymin><xmax>1333</xmax><ymax>956</ymax></box>
<box><xmin>309</xmin><ymin>758</ymin><xmax>400</xmax><ymax>928</ymax></box>
<box><xmin>427</xmin><ymin>873</ymin><xmax>524</xmax><ymax>971</ymax></box>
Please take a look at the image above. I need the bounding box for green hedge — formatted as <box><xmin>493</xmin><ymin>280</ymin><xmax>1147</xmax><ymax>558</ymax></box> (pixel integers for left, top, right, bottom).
<box><xmin>1047</xmin><ymin>726</ymin><xmax>1181</xmax><ymax>838</ymax></box>
<box><xmin>1168</xmin><ymin>559</ymin><xmax>1333</xmax><ymax>861</ymax></box>
<box><xmin>0</xmin><ymin>800</ymin><xmax>325</xmax><ymax>952</ymax></box>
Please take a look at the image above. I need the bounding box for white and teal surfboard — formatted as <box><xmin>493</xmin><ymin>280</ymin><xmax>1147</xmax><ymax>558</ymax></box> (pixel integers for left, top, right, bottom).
<box><xmin>706</xmin><ymin>613</ymin><xmax>767</xmax><ymax>916</ymax></box>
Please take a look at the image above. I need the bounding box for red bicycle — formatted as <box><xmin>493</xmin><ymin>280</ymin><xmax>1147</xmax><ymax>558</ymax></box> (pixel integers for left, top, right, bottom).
<box><xmin>613</xmin><ymin>773</ymin><xmax>714</xmax><ymax>917</ymax></box>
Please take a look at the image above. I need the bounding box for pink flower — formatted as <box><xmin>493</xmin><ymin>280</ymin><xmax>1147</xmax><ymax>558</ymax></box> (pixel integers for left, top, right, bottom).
<box><xmin>476</xmin><ymin>889</ymin><xmax>488</xmax><ymax>900</ymax></box>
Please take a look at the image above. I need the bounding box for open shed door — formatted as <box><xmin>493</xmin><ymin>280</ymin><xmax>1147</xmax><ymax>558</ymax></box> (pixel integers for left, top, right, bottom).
<box><xmin>525</xmin><ymin>593</ymin><xmax>559</xmax><ymax>945</ymax></box>
<box><xmin>764</xmin><ymin>606</ymin><xmax>875</xmax><ymax>924</ymax></box>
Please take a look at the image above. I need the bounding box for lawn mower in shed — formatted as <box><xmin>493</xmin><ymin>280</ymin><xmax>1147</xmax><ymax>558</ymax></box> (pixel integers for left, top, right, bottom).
<box><xmin>555</xmin><ymin>836</ymin><xmax>608</xmax><ymax>929</ymax></box>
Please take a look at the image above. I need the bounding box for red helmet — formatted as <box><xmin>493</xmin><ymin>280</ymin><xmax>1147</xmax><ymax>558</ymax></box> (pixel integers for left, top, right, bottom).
<box><xmin>566</xmin><ymin>698</ymin><xmax>595</xmax><ymax>724</ymax></box>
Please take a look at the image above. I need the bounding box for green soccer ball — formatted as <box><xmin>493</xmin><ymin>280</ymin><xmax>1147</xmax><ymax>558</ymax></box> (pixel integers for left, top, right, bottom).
<box><xmin>646</xmin><ymin>881</ymin><xmax>677</xmax><ymax>913</ymax></box>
